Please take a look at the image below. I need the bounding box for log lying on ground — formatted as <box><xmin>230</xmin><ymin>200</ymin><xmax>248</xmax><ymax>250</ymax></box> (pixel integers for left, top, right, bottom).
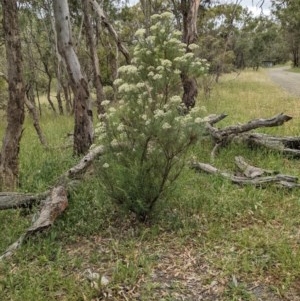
<box><xmin>0</xmin><ymin>145</ymin><xmax>105</xmax><ymax>260</ymax></box>
<box><xmin>205</xmin><ymin>113</ymin><xmax>298</xmax><ymax>158</ymax></box>
<box><xmin>234</xmin><ymin>156</ymin><xmax>279</xmax><ymax>178</ymax></box>
<box><xmin>191</xmin><ymin>156</ymin><xmax>300</xmax><ymax>188</ymax></box>
<box><xmin>206</xmin><ymin>113</ymin><xmax>292</xmax><ymax>142</ymax></box>
<box><xmin>0</xmin><ymin>145</ymin><xmax>105</xmax><ymax>211</ymax></box>
<box><xmin>237</xmin><ymin>133</ymin><xmax>300</xmax><ymax>158</ymax></box>
<box><xmin>0</xmin><ymin>186</ymin><xmax>68</xmax><ymax>260</ymax></box>
<box><xmin>0</xmin><ymin>191</ymin><xmax>49</xmax><ymax>210</ymax></box>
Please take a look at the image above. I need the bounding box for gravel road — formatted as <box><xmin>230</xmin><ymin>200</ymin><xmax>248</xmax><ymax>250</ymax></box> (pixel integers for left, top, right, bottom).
<box><xmin>267</xmin><ymin>66</ymin><xmax>300</xmax><ymax>97</ymax></box>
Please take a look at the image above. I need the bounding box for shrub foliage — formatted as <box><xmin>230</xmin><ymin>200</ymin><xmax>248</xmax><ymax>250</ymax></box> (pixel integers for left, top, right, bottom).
<box><xmin>95</xmin><ymin>12</ymin><xmax>208</xmax><ymax>220</ymax></box>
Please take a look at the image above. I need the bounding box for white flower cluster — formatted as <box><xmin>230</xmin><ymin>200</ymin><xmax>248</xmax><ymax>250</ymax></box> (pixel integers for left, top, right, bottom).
<box><xmin>118</xmin><ymin>65</ymin><xmax>138</xmax><ymax>75</ymax></box>
<box><xmin>135</xmin><ymin>28</ymin><xmax>146</xmax><ymax>38</ymax></box>
<box><xmin>118</xmin><ymin>83</ymin><xmax>138</xmax><ymax>93</ymax></box>
<box><xmin>188</xmin><ymin>43</ymin><xmax>199</xmax><ymax>51</ymax></box>
<box><xmin>153</xmin><ymin>109</ymin><xmax>165</xmax><ymax>119</ymax></box>
<box><xmin>162</xmin><ymin>122</ymin><xmax>171</xmax><ymax>130</ymax></box>
<box><xmin>101</xmin><ymin>100</ymin><xmax>110</xmax><ymax>106</ymax></box>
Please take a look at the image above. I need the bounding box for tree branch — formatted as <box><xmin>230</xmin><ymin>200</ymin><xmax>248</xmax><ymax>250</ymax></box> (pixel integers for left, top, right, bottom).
<box><xmin>191</xmin><ymin>158</ymin><xmax>299</xmax><ymax>188</ymax></box>
<box><xmin>0</xmin><ymin>145</ymin><xmax>105</xmax><ymax>260</ymax></box>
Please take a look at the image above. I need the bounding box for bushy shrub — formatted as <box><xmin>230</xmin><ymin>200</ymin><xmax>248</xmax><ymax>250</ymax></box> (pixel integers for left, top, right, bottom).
<box><xmin>95</xmin><ymin>12</ymin><xmax>208</xmax><ymax>221</ymax></box>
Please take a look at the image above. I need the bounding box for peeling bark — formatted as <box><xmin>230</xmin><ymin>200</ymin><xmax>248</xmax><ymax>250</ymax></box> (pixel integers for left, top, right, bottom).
<box><xmin>180</xmin><ymin>0</ymin><xmax>200</xmax><ymax>110</ymax></box>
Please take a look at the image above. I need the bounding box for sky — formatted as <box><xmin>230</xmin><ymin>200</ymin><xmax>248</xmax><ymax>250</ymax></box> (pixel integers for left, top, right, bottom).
<box><xmin>128</xmin><ymin>0</ymin><xmax>273</xmax><ymax>16</ymax></box>
<box><xmin>222</xmin><ymin>0</ymin><xmax>272</xmax><ymax>15</ymax></box>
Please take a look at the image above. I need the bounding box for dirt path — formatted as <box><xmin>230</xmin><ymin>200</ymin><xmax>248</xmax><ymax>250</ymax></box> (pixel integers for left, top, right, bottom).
<box><xmin>267</xmin><ymin>66</ymin><xmax>300</xmax><ymax>97</ymax></box>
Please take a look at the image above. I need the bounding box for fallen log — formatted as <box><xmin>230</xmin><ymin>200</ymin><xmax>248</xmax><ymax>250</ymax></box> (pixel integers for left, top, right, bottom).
<box><xmin>191</xmin><ymin>158</ymin><xmax>300</xmax><ymax>188</ymax></box>
<box><xmin>0</xmin><ymin>191</ymin><xmax>49</xmax><ymax>210</ymax></box>
<box><xmin>205</xmin><ymin>113</ymin><xmax>295</xmax><ymax>158</ymax></box>
<box><xmin>0</xmin><ymin>186</ymin><xmax>68</xmax><ymax>260</ymax></box>
<box><xmin>234</xmin><ymin>156</ymin><xmax>279</xmax><ymax>178</ymax></box>
<box><xmin>206</xmin><ymin>113</ymin><xmax>292</xmax><ymax>142</ymax></box>
<box><xmin>237</xmin><ymin>133</ymin><xmax>300</xmax><ymax>158</ymax></box>
<box><xmin>0</xmin><ymin>145</ymin><xmax>105</xmax><ymax>260</ymax></box>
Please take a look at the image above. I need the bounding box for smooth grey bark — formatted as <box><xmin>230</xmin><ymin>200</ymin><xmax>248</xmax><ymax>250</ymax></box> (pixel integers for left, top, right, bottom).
<box><xmin>53</xmin><ymin>0</ymin><xmax>93</xmax><ymax>155</ymax></box>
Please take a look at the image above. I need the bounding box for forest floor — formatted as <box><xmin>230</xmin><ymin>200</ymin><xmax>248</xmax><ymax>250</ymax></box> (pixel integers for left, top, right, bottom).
<box><xmin>268</xmin><ymin>66</ymin><xmax>300</xmax><ymax>97</ymax></box>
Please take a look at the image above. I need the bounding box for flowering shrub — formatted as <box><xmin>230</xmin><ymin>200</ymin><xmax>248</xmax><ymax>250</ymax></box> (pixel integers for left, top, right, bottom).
<box><xmin>95</xmin><ymin>12</ymin><xmax>208</xmax><ymax>221</ymax></box>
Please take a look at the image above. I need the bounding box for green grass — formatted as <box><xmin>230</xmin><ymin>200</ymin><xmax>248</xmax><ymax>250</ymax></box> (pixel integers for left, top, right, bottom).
<box><xmin>1</xmin><ymin>70</ymin><xmax>300</xmax><ymax>300</ymax></box>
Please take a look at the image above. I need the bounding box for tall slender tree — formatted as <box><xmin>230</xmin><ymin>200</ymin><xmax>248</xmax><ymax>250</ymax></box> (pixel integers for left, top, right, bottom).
<box><xmin>0</xmin><ymin>0</ymin><xmax>26</xmax><ymax>190</ymax></box>
<box><xmin>181</xmin><ymin>0</ymin><xmax>201</xmax><ymax>110</ymax></box>
<box><xmin>53</xmin><ymin>0</ymin><xmax>93</xmax><ymax>155</ymax></box>
<box><xmin>82</xmin><ymin>0</ymin><xmax>105</xmax><ymax>116</ymax></box>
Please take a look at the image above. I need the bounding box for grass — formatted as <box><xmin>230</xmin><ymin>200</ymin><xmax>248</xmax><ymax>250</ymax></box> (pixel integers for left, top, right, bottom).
<box><xmin>1</xmin><ymin>69</ymin><xmax>300</xmax><ymax>300</ymax></box>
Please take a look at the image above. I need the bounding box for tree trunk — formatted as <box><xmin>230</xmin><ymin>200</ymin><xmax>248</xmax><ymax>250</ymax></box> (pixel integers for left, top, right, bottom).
<box><xmin>82</xmin><ymin>0</ymin><xmax>105</xmax><ymax>116</ymax></box>
<box><xmin>0</xmin><ymin>0</ymin><xmax>26</xmax><ymax>190</ymax></box>
<box><xmin>53</xmin><ymin>0</ymin><xmax>93</xmax><ymax>156</ymax></box>
<box><xmin>24</xmin><ymin>88</ymin><xmax>48</xmax><ymax>148</ymax></box>
<box><xmin>180</xmin><ymin>0</ymin><xmax>200</xmax><ymax>110</ymax></box>
<box><xmin>89</xmin><ymin>0</ymin><xmax>131</xmax><ymax>64</ymax></box>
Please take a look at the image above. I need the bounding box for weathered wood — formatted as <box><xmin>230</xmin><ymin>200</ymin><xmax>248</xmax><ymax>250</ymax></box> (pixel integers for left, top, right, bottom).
<box><xmin>0</xmin><ymin>145</ymin><xmax>105</xmax><ymax>260</ymax></box>
<box><xmin>0</xmin><ymin>186</ymin><xmax>68</xmax><ymax>260</ymax></box>
<box><xmin>205</xmin><ymin>113</ymin><xmax>295</xmax><ymax>158</ymax></box>
<box><xmin>238</xmin><ymin>133</ymin><xmax>300</xmax><ymax>158</ymax></box>
<box><xmin>27</xmin><ymin>186</ymin><xmax>68</xmax><ymax>234</ymax></box>
<box><xmin>0</xmin><ymin>191</ymin><xmax>50</xmax><ymax>210</ymax></box>
<box><xmin>65</xmin><ymin>145</ymin><xmax>105</xmax><ymax>179</ymax></box>
<box><xmin>191</xmin><ymin>161</ymin><xmax>300</xmax><ymax>188</ymax></box>
<box><xmin>207</xmin><ymin>113</ymin><xmax>292</xmax><ymax>143</ymax></box>
<box><xmin>0</xmin><ymin>145</ymin><xmax>105</xmax><ymax>212</ymax></box>
<box><xmin>234</xmin><ymin>156</ymin><xmax>278</xmax><ymax>178</ymax></box>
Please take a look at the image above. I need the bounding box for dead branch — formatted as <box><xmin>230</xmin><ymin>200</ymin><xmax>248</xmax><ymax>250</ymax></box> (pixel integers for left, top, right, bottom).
<box><xmin>207</xmin><ymin>113</ymin><xmax>292</xmax><ymax>143</ymax></box>
<box><xmin>0</xmin><ymin>186</ymin><xmax>68</xmax><ymax>260</ymax></box>
<box><xmin>0</xmin><ymin>145</ymin><xmax>105</xmax><ymax>260</ymax></box>
<box><xmin>238</xmin><ymin>133</ymin><xmax>300</xmax><ymax>158</ymax></box>
<box><xmin>191</xmin><ymin>159</ymin><xmax>300</xmax><ymax>188</ymax></box>
<box><xmin>89</xmin><ymin>0</ymin><xmax>131</xmax><ymax>64</ymax></box>
<box><xmin>27</xmin><ymin>186</ymin><xmax>68</xmax><ymax>234</ymax></box>
<box><xmin>205</xmin><ymin>113</ymin><xmax>294</xmax><ymax>158</ymax></box>
<box><xmin>234</xmin><ymin>156</ymin><xmax>278</xmax><ymax>178</ymax></box>
<box><xmin>0</xmin><ymin>191</ymin><xmax>49</xmax><ymax>210</ymax></box>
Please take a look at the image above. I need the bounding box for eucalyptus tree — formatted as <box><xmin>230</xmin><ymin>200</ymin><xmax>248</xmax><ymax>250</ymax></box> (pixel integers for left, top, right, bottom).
<box><xmin>272</xmin><ymin>0</ymin><xmax>300</xmax><ymax>67</ymax></box>
<box><xmin>82</xmin><ymin>0</ymin><xmax>105</xmax><ymax>115</ymax></box>
<box><xmin>138</xmin><ymin>0</ymin><xmax>209</xmax><ymax>109</ymax></box>
<box><xmin>53</xmin><ymin>0</ymin><xmax>93</xmax><ymax>155</ymax></box>
<box><xmin>0</xmin><ymin>0</ymin><xmax>26</xmax><ymax>190</ymax></box>
<box><xmin>197</xmin><ymin>2</ymin><xmax>250</xmax><ymax>80</ymax></box>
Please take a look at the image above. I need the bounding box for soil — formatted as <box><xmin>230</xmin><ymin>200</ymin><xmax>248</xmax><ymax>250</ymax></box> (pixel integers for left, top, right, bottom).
<box><xmin>267</xmin><ymin>66</ymin><xmax>300</xmax><ymax>97</ymax></box>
